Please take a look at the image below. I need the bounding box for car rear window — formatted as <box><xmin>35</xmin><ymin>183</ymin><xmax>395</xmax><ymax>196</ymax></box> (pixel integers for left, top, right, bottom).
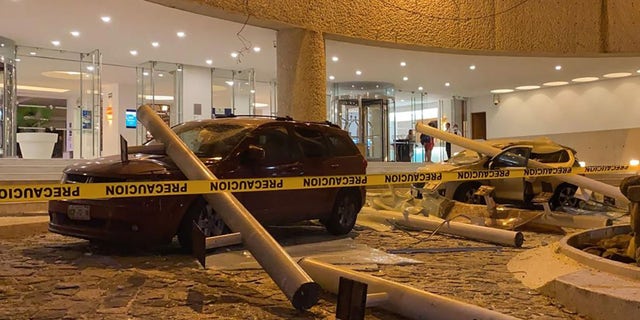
<box><xmin>294</xmin><ymin>126</ymin><xmax>329</xmax><ymax>158</ymax></box>
<box><xmin>172</xmin><ymin>122</ymin><xmax>251</xmax><ymax>158</ymax></box>
<box><xmin>326</xmin><ymin>133</ymin><xmax>359</xmax><ymax>156</ymax></box>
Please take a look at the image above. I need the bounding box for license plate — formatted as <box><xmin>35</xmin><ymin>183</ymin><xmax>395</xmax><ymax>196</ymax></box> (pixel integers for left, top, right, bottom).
<box><xmin>68</xmin><ymin>205</ymin><xmax>90</xmax><ymax>221</ymax></box>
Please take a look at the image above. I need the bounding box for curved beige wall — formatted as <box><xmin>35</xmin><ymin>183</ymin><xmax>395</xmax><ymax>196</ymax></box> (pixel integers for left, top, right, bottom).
<box><xmin>148</xmin><ymin>0</ymin><xmax>640</xmax><ymax>55</ymax></box>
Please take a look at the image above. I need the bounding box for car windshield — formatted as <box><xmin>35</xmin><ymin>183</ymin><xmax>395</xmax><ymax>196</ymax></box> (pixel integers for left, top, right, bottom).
<box><xmin>146</xmin><ymin>122</ymin><xmax>252</xmax><ymax>158</ymax></box>
<box><xmin>448</xmin><ymin>149</ymin><xmax>482</xmax><ymax>165</ymax></box>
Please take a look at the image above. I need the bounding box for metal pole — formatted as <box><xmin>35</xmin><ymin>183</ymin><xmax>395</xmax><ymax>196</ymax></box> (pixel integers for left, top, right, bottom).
<box><xmin>299</xmin><ymin>258</ymin><xmax>520</xmax><ymax>320</ymax></box>
<box><xmin>137</xmin><ymin>105</ymin><xmax>319</xmax><ymax>310</ymax></box>
<box><xmin>359</xmin><ymin>207</ymin><xmax>524</xmax><ymax>247</ymax></box>
<box><xmin>415</xmin><ymin>122</ymin><xmax>630</xmax><ymax>206</ymax></box>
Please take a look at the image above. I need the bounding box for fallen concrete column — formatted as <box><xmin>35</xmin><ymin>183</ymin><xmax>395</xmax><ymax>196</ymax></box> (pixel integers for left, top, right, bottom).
<box><xmin>530</xmin><ymin>212</ymin><xmax>612</xmax><ymax>230</ymax></box>
<box><xmin>359</xmin><ymin>207</ymin><xmax>524</xmax><ymax>247</ymax></box>
<box><xmin>415</xmin><ymin>123</ymin><xmax>630</xmax><ymax>207</ymax></box>
<box><xmin>299</xmin><ymin>258</ymin><xmax>520</xmax><ymax>320</ymax></box>
<box><xmin>137</xmin><ymin>105</ymin><xmax>319</xmax><ymax>310</ymax></box>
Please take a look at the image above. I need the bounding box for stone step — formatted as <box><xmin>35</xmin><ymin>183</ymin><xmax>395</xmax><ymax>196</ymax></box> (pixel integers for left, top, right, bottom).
<box><xmin>0</xmin><ymin>201</ymin><xmax>48</xmax><ymax>217</ymax></box>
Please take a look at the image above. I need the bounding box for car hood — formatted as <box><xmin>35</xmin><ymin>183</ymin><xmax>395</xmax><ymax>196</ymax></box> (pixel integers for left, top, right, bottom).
<box><xmin>64</xmin><ymin>153</ymin><xmax>221</xmax><ymax>180</ymax></box>
<box><xmin>415</xmin><ymin>163</ymin><xmax>460</xmax><ymax>173</ymax></box>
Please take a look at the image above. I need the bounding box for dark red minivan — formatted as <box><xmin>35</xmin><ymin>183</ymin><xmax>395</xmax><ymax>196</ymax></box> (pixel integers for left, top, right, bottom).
<box><xmin>49</xmin><ymin>117</ymin><xmax>367</xmax><ymax>249</ymax></box>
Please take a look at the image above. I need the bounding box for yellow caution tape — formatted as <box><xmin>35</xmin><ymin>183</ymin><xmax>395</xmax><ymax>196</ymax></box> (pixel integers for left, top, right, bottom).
<box><xmin>0</xmin><ymin>165</ymin><xmax>636</xmax><ymax>203</ymax></box>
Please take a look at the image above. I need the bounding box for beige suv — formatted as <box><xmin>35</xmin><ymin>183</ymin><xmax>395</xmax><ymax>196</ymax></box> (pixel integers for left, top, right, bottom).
<box><xmin>413</xmin><ymin>138</ymin><xmax>581</xmax><ymax>208</ymax></box>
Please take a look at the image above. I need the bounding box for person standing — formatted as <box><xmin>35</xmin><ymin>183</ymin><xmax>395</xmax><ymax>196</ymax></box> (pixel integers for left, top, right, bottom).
<box><xmin>444</xmin><ymin>122</ymin><xmax>452</xmax><ymax>160</ymax></box>
<box><xmin>406</xmin><ymin>129</ymin><xmax>415</xmax><ymax>161</ymax></box>
<box><xmin>420</xmin><ymin>132</ymin><xmax>433</xmax><ymax>162</ymax></box>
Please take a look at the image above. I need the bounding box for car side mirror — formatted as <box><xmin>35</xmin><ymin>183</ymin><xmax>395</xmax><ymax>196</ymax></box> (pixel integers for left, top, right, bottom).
<box><xmin>241</xmin><ymin>145</ymin><xmax>265</xmax><ymax>164</ymax></box>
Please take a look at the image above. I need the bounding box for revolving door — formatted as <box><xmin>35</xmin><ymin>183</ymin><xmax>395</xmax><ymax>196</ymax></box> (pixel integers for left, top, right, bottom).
<box><xmin>329</xmin><ymin>82</ymin><xmax>394</xmax><ymax>162</ymax></box>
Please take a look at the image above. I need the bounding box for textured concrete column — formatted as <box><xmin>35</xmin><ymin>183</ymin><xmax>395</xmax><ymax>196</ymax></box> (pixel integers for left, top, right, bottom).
<box><xmin>276</xmin><ymin>28</ymin><xmax>326</xmax><ymax>122</ymax></box>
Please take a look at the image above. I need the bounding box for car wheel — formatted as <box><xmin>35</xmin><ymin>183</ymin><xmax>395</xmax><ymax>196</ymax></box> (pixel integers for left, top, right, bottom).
<box><xmin>552</xmin><ymin>184</ymin><xmax>579</xmax><ymax>209</ymax></box>
<box><xmin>324</xmin><ymin>190</ymin><xmax>360</xmax><ymax>235</ymax></box>
<box><xmin>453</xmin><ymin>182</ymin><xmax>484</xmax><ymax>204</ymax></box>
<box><xmin>178</xmin><ymin>197</ymin><xmax>229</xmax><ymax>251</ymax></box>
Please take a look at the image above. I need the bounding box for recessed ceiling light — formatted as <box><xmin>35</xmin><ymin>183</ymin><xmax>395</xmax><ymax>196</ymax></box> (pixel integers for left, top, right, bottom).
<box><xmin>351</xmin><ymin>85</ymin><xmax>355</xmax><ymax>88</ymax></box>
<box><xmin>15</xmin><ymin>58</ymin><xmax>20</xmax><ymax>62</ymax></box>
<box><xmin>355</xmin><ymin>70</ymin><xmax>362</xmax><ymax>75</ymax></box>
<box><xmin>70</xmin><ymin>31</ymin><xmax>80</xmax><ymax>37</ymax></box>
<box><xmin>176</xmin><ymin>31</ymin><xmax>186</xmax><ymax>38</ymax></box>
<box><xmin>469</xmin><ymin>65</ymin><xmax>476</xmax><ymax>70</ymax></box>
<box><xmin>572</xmin><ymin>77</ymin><xmax>599</xmax><ymax>82</ymax></box>
<box><xmin>0</xmin><ymin>43</ymin><xmax>4</xmax><ymax>47</ymax></box>
<box><xmin>375</xmin><ymin>85</ymin><xmax>379</xmax><ymax>88</ymax></box>
<box><xmin>151</xmin><ymin>41</ymin><xmax>159</xmax><ymax>47</ymax></box>
<box><xmin>29</xmin><ymin>52</ymin><xmax>36</xmax><ymax>56</ymax></box>
<box><xmin>329</xmin><ymin>75</ymin><xmax>335</xmax><ymax>80</ymax></box>
<box><xmin>637</xmin><ymin>69</ymin><xmax>640</xmax><ymax>73</ymax></box>
<box><xmin>400</xmin><ymin>61</ymin><xmax>406</xmax><ymax>67</ymax></box>
<box><xmin>101</xmin><ymin>16</ymin><xmax>111</xmax><ymax>23</ymax></box>
<box><xmin>143</xmin><ymin>72</ymin><xmax>149</xmax><ymax>76</ymax></box>
<box><xmin>402</xmin><ymin>76</ymin><xmax>408</xmax><ymax>81</ymax></box>
<box><xmin>331</xmin><ymin>56</ymin><xmax>339</xmax><ymax>62</ymax></box>
<box><xmin>603</xmin><ymin>72</ymin><xmax>632</xmax><ymax>78</ymax></box>
<box><xmin>250</xmin><ymin>89</ymin><xmax>256</xmax><ymax>94</ymax></box>
<box><xmin>129</xmin><ymin>50</ymin><xmax>138</xmax><ymax>56</ymax></box>
<box><xmin>253</xmin><ymin>46</ymin><xmax>261</xmax><ymax>52</ymax></box>
<box><xmin>225</xmin><ymin>80</ymin><xmax>234</xmax><ymax>86</ymax></box>
<box><xmin>418</xmin><ymin>86</ymin><xmax>423</xmax><ymax>91</ymax></box>
<box><xmin>205</xmin><ymin>59</ymin><xmax>213</xmax><ymax>65</ymax></box>
<box><xmin>158</xmin><ymin>73</ymin><xmax>164</xmax><ymax>77</ymax></box>
<box><xmin>14</xmin><ymin>85</ymin><xmax>70</xmax><ymax>93</ymax></box>
<box><xmin>555</xmin><ymin>65</ymin><xmax>562</xmax><ymax>70</ymax></box>
<box><xmin>445</xmin><ymin>82</ymin><xmax>450</xmax><ymax>87</ymax></box>
<box><xmin>86</xmin><ymin>66</ymin><xmax>95</xmax><ymax>71</ymax></box>
<box><xmin>543</xmin><ymin>81</ymin><xmax>569</xmax><ymax>86</ymax></box>
<box><xmin>490</xmin><ymin>89</ymin><xmax>514</xmax><ymax>93</ymax></box>
<box><xmin>51</xmin><ymin>40</ymin><xmax>60</xmax><ymax>46</ymax></box>
<box><xmin>230</xmin><ymin>52</ymin><xmax>239</xmax><ymax>58</ymax></box>
<box><xmin>515</xmin><ymin>85</ymin><xmax>541</xmax><ymax>90</ymax></box>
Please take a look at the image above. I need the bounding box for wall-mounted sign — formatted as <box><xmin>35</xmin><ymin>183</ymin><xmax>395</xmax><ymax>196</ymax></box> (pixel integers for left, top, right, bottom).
<box><xmin>125</xmin><ymin>109</ymin><xmax>137</xmax><ymax>129</ymax></box>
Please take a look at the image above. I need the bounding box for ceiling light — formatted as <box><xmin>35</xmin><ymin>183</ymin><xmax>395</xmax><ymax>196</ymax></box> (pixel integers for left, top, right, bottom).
<box><xmin>176</xmin><ymin>31</ymin><xmax>186</xmax><ymax>38</ymax></box>
<box><xmin>637</xmin><ymin>69</ymin><xmax>640</xmax><ymax>73</ymax></box>
<box><xmin>29</xmin><ymin>51</ymin><xmax>36</xmax><ymax>56</ymax></box>
<box><xmin>143</xmin><ymin>72</ymin><xmax>149</xmax><ymax>76</ymax></box>
<box><xmin>14</xmin><ymin>58</ymin><xmax>20</xmax><ymax>62</ymax></box>
<box><xmin>543</xmin><ymin>81</ymin><xmax>569</xmax><ymax>86</ymax></box>
<box><xmin>205</xmin><ymin>59</ymin><xmax>213</xmax><ymax>65</ymax></box>
<box><xmin>331</xmin><ymin>56</ymin><xmax>339</xmax><ymax>62</ymax></box>
<box><xmin>329</xmin><ymin>75</ymin><xmax>335</xmax><ymax>80</ymax></box>
<box><xmin>355</xmin><ymin>70</ymin><xmax>362</xmax><ymax>75</ymax></box>
<box><xmin>250</xmin><ymin>89</ymin><xmax>256</xmax><ymax>93</ymax></box>
<box><xmin>572</xmin><ymin>77</ymin><xmax>599</xmax><ymax>82</ymax></box>
<box><xmin>400</xmin><ymin>61</ymin><xmax>406</xmax><ymax>67</ymax></box>
<box><xmin>253</xmin><ymin>103</ymin><xmax>269</xmax><ymax>107</ymax></box>
<box><xmin>225</xmin><ymin>81</ymin><xmax>234</xmax><ymax>86</ymax></box>
<box><xmin>2</xmin><ymin>84</ymin><xmax>70</xmax><ymax>93</ymax></box>
<box><xmin>100</xmin><ymin>16</ymin><xmax>111</xmax><ymax>23</ymax></box>
<box><xmin>402</xmin><ymin>76</ymin><xmax>408</xmax><ymax>81</ymax></box>
<box><xmin>469</xmin><ymin>65</ymin><xmax>476</xmax><ymax>70</ymax></box>
<box><xmin>129</xmin><ymin>50</ymin><xmax>138</xmax><ymax>56</ymax></box>
<box><xmin>603</xmin><ymin>72</ymin><xmax>632</xmax><ymax>78</ymax></box>
<box><xmin>555</xmin><ymin>65</ymin><xmax>562</xmax><ymax>70</ymax></box>
<box><xmin>158</xmin><ymin>73</ymin><xmax>164</xmax><ymax>77</ymax></box>
<box><xmin>490</xmin><ymin>89</ymin><xmax>514</xmax><ymax>94</ymax></box>
<box><xmin>143</xmin><ymin>95</ymin><xmax>173</xmax><ymax>101</ymax></box>
<box><xmin>253</xmin><ymin>47</ymin><xmax>261</xmax><ymax>52</ymax></box>
<box><xmin>0</xmin><ymin>43</ymin><xmax>4</xmax><ymax>47</ymax></box>
<box><xmin>230</xmin><ymin>52</ymin><xmax>239</xmax><ymax>58</ymax></box>
<box><xmin>418</xmin><ymin>86</ymin><xmax>423</xmax><ymax>91</ymax></box>
<box><xmin>86</xmin><ymin>66</ymin><xmax>95</xmax><ymax>71</ymax></box>
<box><xmin>630</xmin><ymin>159</ymin><xmax>640</xmax><ymax>166</ymax></box>
<box><xmin>51</xmin><ymin>40</ymin><xmax>60</xmax><ymax>46</ymax></box>
<box><xmin>445</xmin><ymin>82</ymin><xmax>450</xmax><ymax>87</ymax></box>
<box><xmin>151</xmin><ymin>42</ymin><xmax>159</xmax><ymax>47</ymax></box>
<box><xmin>515</xmin><ymin>85</ymin><xmax>541</xmax><ymax>90</ymax></box>
<box><xmin>70</xmin><ymin>31</ymin><xmax>80</xmax><ymax>37</ymax></box>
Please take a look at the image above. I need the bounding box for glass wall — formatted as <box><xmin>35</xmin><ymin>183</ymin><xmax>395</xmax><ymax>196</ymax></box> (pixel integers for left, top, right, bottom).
<box><xmin>136</xmin><ymin>61</ymin><xmax>182</xmax><ymax>143</ymax></box>
<box><xmin>10</xmin><ymin>46</ymin><xmax>101</xmax><ymax>159</ymax></box>
<box><xmin>0</xmin><ymin>36</ymin><xmax>17</xmax><ymax>157</ymax></box>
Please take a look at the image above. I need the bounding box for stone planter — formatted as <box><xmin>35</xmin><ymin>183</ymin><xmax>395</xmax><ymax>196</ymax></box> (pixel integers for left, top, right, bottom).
<box><xmin>16</xmin><ymin>132</ymin><xmax>58</xmax><ymax>159</ymax></box>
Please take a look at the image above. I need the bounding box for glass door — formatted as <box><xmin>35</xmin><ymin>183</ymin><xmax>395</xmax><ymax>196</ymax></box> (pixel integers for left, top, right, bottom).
<box><xmin>78</xmin><ymin>49</ymin><xmax>101</xmax><ymax>159</ymax></box>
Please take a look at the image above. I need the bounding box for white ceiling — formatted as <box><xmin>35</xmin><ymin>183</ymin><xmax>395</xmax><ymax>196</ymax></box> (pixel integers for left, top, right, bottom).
<box><xmin>2</xmin><ymin>0</ymin><xmax>640</xmax><ymax>104</ymax></box>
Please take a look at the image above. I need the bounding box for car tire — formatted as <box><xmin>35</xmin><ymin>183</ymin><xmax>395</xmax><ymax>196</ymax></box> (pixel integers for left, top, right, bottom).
<box><xmin>552</xmin><ymin>183</ymin><xmax>579</xmax><ymax>209</ymax></box>
<box><xmin>177</xmin><ymin>197</ymin><xmax>229</xmax><ymax>251</ymax></box>
<box><xmin>324</xmin><ymin>190</ymin><xmax>360</xmax><ymax>235</ymax></box>
<box><xmin>453</xmin><ymin>182</ymin><xmax>484</xmax><ymax>204</ymax></box>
